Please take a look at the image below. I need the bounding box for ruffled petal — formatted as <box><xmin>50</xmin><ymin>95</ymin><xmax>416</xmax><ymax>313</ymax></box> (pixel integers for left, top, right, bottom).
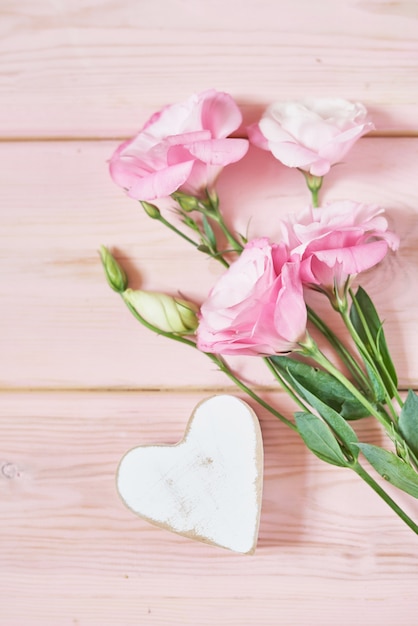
<box><xmin>187</xmin><ymin>138</ymin><xmax>249</xmax><ymax>165</ymax></box>
<box><xmin>200</xmin><ymin>90</ymin><xmax>243</xmax><ymax>137</ymax></box>
<box><xmin>127</xmin><ymin>160</ymin><xmax>195</xmax><ymax>200</ymax></box>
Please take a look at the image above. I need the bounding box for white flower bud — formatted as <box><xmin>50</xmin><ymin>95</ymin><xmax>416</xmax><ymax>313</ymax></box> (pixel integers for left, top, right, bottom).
<box><xmin>123</xmin><ymin>289</ymin><xmax>199</xmax><ymax>334</ymax></box>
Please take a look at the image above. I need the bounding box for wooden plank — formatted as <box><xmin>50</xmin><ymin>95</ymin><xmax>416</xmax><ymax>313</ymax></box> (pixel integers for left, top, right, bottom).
<box><xmin>1</xmin><ymin>0</ymin><xmax>418</xmax><ymax>138</ymax></box>
<box><xmin>1</xmin><ymin>137</ymin><xmax>418</xmax><ymax>390</ymax></box>
<box><xmin>1</xmin><ymin>390</ymin><xmax>418</xmax><ymax>625</ymax></box>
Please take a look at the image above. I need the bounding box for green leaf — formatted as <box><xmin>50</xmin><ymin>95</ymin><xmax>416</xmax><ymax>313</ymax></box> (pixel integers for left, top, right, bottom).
<box><xmin>364</xmin><ymin>360</ymin><xmax>386</xmax><ymax>403</ymax></box>
<box><xmin>202</xmin><ymin>214</ymin><xmax>217</xmax><ymax>251</ymax></box>
<box><xmin>349</xmin><ymin>286</ymin><xmax>397</xmax><ymax>390</ymax></box>
<box><xmin>399</xmin><ymin>390</ymin><xmax>418</xmax><ymax>458</ymax></box>
<box><xmin>288</xmin><ymin>374</ymin><xmax>359</xmax><ymax>459</ymax></box>
<box><xmin>270</xmin><ymin>355</ymin><xmax>370</xmax><ymax>419</ymax></box>
<box><xmin>295</xmin><ymin>412</ymin><xmax>348</xmax><ymax>467</ymax></box>
<box><xmin>356</xmin><ymin>443</ymin><xmax>418</xmax><ymax>499</ymax></box>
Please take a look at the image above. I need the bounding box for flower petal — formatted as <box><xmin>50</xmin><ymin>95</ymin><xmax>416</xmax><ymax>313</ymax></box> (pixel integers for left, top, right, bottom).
<box><xmin>127</xmin><ymin>160</ymin><xmax>195</xmax><ymax>200</ymax></box>
<box><xmin>201</xmin><ymin>90</ymin><xmax>243</xmax><ymax>137</ymax></box>
<box><xmin>187</xmin><ymin>138</ymin><xmax>249</xmax><ymax>165</ymax></box>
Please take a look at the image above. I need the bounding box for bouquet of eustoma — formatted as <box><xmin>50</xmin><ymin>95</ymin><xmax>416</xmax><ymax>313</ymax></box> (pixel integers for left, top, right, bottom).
<box><xmin>101</xmin><ymin>89</ymin><xmax>418</xmax><ymax>534</ymax></box>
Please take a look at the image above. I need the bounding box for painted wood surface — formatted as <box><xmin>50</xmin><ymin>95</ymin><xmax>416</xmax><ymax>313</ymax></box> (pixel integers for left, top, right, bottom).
<box><xmin>1</xmin><ymin>0</ymin><xmax>418</xmax><ymax>138</ymax></box>
<box><xmin>2</xmin><ymin>0</ymin><xmax>418</xmax><ymax>623</ymax></box>
<box><xmin>1</xmin><ymin>392</ymin><xmax>418</xmax><ymax>626</ymax></box>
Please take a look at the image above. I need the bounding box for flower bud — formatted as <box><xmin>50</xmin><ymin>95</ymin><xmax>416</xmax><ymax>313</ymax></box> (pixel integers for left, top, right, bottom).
<box><xmin>171</xmin><ymin>192</ymin><xmax>200</xmax><ymax>212</ymax></box>
<box><xmin>304</xmin><ymin>173</ymin><xmax>323</xmax><ymax>194</ymax></box>
<box><xmin>100</xmin><ymin>246</ymin><xmax>128</xmax><ymax>293</ymax></box>
<box><xmin>123</xmin><ymin>288</ymin><xmax>199</xmax><ymax>334</ymax></box>
<box><xmin>140</xmin><ymin>201</ymin><xmax>161</xmax><ymax>219</ymax></box>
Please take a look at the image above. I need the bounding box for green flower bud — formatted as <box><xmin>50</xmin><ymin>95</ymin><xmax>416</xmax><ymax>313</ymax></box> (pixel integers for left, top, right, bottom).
<box><xmin>140</xmin><ymin>201</ymin><xmax>161</xmax><ymax>219</ymax></box>
<box><xmin>171</xmin><ymin>192</ymin><xmax>200</xmax><ymax>212</ymax></box>
<box><xmin>305</xmin><ymin>174</ymin><xmax>323</xmax><ymax>193</ymax></box>
<box><xmin>206</xmin><ymin>188</ymin><xmax>219</xmax><ymax>211</ymax></box>
<box><xmin>99</xmin><ymin>246</ymin><xmax>128</xmax><ymax>293</ymax></box>
<box><xmin>123</xmin><ymin>288</ymin><xmax>199</xmax><ymax>334</ymax></box>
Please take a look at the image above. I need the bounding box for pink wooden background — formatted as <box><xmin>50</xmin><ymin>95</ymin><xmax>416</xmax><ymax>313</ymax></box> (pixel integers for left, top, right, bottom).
<box><xmin>2</xmin><ymin>1</ymin><xmax>418</xmax><ymax>624</ymax></box>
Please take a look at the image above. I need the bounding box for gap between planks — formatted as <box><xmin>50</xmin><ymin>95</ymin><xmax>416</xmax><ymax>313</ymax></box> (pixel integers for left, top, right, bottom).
<box><xmin>0</xmin><ymin>385</ymin><xmax>289</xmax><ymax>394</ymax></box>
<box><xmin>0</xmin><ymin>385</ymin><xmax>416</xmax><ymax>394</ymax></box>
<box><xmin>1</xmin><ymin>131</ymin><xmax>418</xmax><ymax>143</ymax></box>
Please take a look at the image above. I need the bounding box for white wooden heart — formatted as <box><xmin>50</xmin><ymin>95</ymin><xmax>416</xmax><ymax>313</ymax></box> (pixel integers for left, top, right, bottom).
<box><xmin>116</xmin><ymin>394</ymin><xmax>263</xmax><ymax>554</ymax></box>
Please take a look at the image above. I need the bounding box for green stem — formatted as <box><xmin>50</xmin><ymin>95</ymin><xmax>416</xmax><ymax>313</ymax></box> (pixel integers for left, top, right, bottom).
<box><xmin>226</xmin><ymin>351</ymin><xmax>418</xmax><ymax>534</ymax></box>
<box><xmin>338</xmin><ymin>305</ymin><xmax>401</xmax><ymax>424</ymax></box>
<box><xmin>202</xmin><ymin>191</ymin><xmax>243</xmax><ymax>253</ymax></box>
<box><xmin>207</xmin><ymin>354</ymin><xmax>297</xmax><ymax>431</ymax></box>
<box><xmin>301</xmin><ymin>172</ymin><xmax>323</xmax><ymax>207</ymax></box>
<box><xmin>300</xmin><ymin>335</ymin><xmax>418</xmax><ymax>468</ymax></box>
<box><xmin>145</xmin><ymin>200</ymin><xmax>231</xmax><ymax>268</ymax></box>
<box><xmin>122</xmin><ymin>297</ymin><xmax>198</xmax><ymax>349</ymax></box>
<box><xmin>263</xmin><ymin>357</ymin><xmax>312</xmax><ymax>414</ymax></box>
<box><xmin>214</xmin><ymin>214</ymin><xmax>243</xmax><ymax>253</ymax></box>
<box><xmin>347</xmin><ymin>289</ymin><xmax>403</xmax><ymax>407</ymax></box>
<box><xmin>307</xmin><ymin>305</ymin><xmax>370</xmax><ymax>392</ymax></box>
<box><xmin>122</xmin><ymin>293</ymin><xmax>296</xmax><ymax>429</ymax></box>
<box><xmin>209</xmin><ymin>251</ymin><xmax>230</xmax><ymax>268</ymax></box>
<box><xmin>215</xmin><ymin>350</ymin><xmax>418</xmax><ymax>534</ymax></box>
<box><xmin>300</xmin><ymin>335</ymin><xmax>392</xmax><ymax>429</ymax></box>
<box><xmin>353</xmin><ymin>462</ymin><xmax>418</xmax><ymax>535</ymax></box>
<box><xmin>157</xmin><ymin>213</ymin><xmax>201</xmax><ymax>249</ymax></box>
<box><xmin>311</xmin><ymin>187</ymin><xmax>319</xmax><ymax>208</ymax></box>
<box><xmin>163</xmin><ymin>210</ymin><xmax>232</xmax><ymax>268</ymax></box>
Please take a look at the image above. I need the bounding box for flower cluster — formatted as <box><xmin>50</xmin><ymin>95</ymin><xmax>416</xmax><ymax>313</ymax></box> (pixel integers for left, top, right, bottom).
<box><xmin>102</xmin><ymin>90</ymin><xmax>418</xmax><ymax>536</ymax></box>
<box><xmin>197</xmin><ymin>201</ymin><xmax>398</xmax><ymax>357</ymax></box>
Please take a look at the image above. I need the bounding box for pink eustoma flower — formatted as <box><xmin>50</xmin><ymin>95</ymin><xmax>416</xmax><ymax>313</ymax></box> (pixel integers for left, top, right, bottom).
<box><xmin>197</xmin><ymin>238</ymin><xmax>307</xmax><ymax>356</ymax></box>
<box><xmin>248</xmin><ymin>98</ymin><xmax>374</xmax><ymax>176</ymax></box>
<box><xmin>109</xmin><ymin>89</ymin><xmax>249</xmax><ymax>201</ymax></box>
<box><xmin>280</xmin><ymin>201</ymin><xmax>399</xmax><ymax>293</ymax></box>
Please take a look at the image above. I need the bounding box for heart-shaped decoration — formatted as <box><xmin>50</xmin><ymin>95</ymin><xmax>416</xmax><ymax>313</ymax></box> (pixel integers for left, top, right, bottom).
<box><xmin>117</xmin><ymin>395</ymin><xmax>263</xmax><ymax>553</ymax></box>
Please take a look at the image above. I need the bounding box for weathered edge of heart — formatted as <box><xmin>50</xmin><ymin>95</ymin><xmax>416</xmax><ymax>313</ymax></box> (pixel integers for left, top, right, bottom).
<box><xmin>116</xmin><ymin>394</ymin><xmax>264</xmax><ymax>554</ymax></box>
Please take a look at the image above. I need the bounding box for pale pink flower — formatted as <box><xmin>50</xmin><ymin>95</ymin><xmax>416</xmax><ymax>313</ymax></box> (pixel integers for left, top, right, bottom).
<box><xmin>280</xmin><ymin>201</ymin><xmax>399</xmax><ymax>292</ymax></box>
<box><xmin>197</xmin><ymin>238</ymin><xmax>307</xmax><ymax>356</ymax></box>
<box><xmin>109</xmin><ymin>90</ymin><xmax>249</xmax><ymax>201</ymax></box>
<box><xmin>248</xmin><ymin>98</ymin><xmax>374</xmax><ymax>176</ymax></box>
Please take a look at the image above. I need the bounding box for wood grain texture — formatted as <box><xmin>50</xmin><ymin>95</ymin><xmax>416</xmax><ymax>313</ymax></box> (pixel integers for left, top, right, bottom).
<box><xmin>1</xmin><ymin>0</ymin><xmax>418</xmax><ymax>138</ymax></box>
<box><xmin>1</xmin><ymin>391</ymin><xmax>418</xmax><ymax>625</ymax></box>
<box><xmin>2</xmin><ymin>137</ymin><xmax>418</xmax><ymax>389</ymax></box>
<box><xmin>2</xmin><ymin>1</ymin><xmax>418</xmax><ymax>622</ymax></box>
